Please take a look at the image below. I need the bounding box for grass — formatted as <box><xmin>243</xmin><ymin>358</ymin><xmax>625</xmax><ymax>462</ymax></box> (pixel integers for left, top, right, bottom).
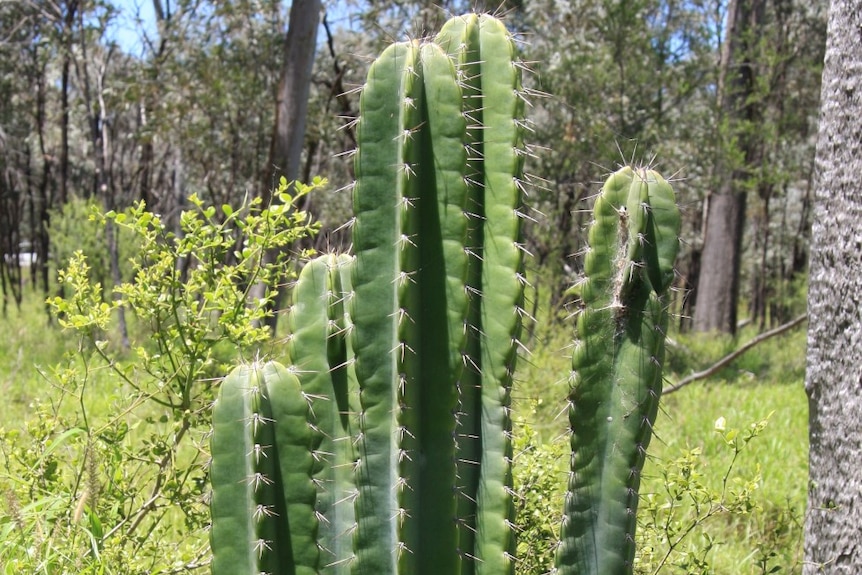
<box><xmin>514</xmin><ymin>310</ymin><xmax>808</xmax><ymax>574</ymax></box>
<box><xmin>1</xmin><ymin>287</ymin><xmax>809</xmax><ymax>573</ymax></box>
<box><xmin>0</xmin><ymin>294</ymin><xmax>72</xmax><ymax>423</ymax></box>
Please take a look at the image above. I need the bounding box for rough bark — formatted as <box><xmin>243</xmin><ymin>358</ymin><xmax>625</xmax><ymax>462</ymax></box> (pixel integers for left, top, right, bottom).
<box><xmin>804</xmin><ymin>0</ymin><xmax>862</xmax><ymax>572</ymax></box>
<box><xmin>693</xmin><ymin>0</ymin><xmax>765</xmax><ymax>334</ymax></box>
<box><xmin>695</xmin><ymin>191</ymin><xmax>747</xmax><ymax>332</ymax></box>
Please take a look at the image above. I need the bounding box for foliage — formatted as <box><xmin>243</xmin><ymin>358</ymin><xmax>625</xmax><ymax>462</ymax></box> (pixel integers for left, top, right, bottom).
<box><xmin>512</xmin><ymin>416</ymin><xmax>566</xmax><ymax>575</ymax></box>
<box><xmin>637</xmin><ymin>415</ymin><xmax>776</xmax><ymax>574</ymax></box>
<box><xmin>0</xmin><ymin>273</ymin><xmax>808</xmax><ymax>574</ymax></box>
<box><xmin>513</xmin><ymin>412</ymin><xmax>803</xmax><ymax>575</ymax></box>
<box><xmin>0</xmin><ymin>178</ymin><xmax>320</xmax><ymax>573</ymax></box>
<box><xmin>0</xmin><ymin>0</ymin><xmax>823</xmax><ymax>571</ymax></box>
<box><xmin>49</xmin><ymin>196</ymin><xmax>138</xmax><ymax>302</ymax></box>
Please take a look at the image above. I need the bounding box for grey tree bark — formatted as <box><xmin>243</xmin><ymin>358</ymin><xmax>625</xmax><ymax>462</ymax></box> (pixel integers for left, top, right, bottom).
<box><xmin>693</xmin><ymin>0</ymin><xmax>765</xmax><ymax>334</ymax></box>
<box><xmin>262</xmin><ymin>0</ymin><xmax>322</xmax><ymax>199</ymax></box>
<box><xmin>251</xmin><ymin>0</ymin><xmax>322</xmax><ymax>332</ymax></box>
<box><xmin>804</xmin><ymin>0</ymin><xmax>862</xmax><ymax>571</ymax></box>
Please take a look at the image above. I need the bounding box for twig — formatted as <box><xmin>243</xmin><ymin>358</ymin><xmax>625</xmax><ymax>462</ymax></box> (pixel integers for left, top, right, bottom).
<box><xmin>662</xmin><ymin>313</ymin><xmax>808</xmax><ymax>395</ymax></box>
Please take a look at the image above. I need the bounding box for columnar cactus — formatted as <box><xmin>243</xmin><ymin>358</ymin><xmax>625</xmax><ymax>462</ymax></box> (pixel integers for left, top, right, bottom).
<box><xmin>210</xmin><ymin>13</ymin><xmax>527</xmax><ymax>575</ymax></box>
<box><xmin>209</xmin><ymin>361</ymin><xmax>317</xmax><ymax>575</ymax></box>
<box><xmin>555</xmin><ymin>166</ymin><xmax>680</xmax><ymax>574</ymax></box>
<box><xmin>209</xmin><ymin>14</ymin><xmax>680</xmax><ymax>575</ymax></box>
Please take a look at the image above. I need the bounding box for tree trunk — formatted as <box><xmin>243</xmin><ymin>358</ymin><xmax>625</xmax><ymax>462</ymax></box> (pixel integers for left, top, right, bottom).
<box><xmin>262</xmin><ymin>0</ymin><xmax>321</xmax><ymax>199</ymax></box>
<box><xmin>58</xmin><ymin>0</ymin><xmax>79</xmax><ymax>207</ymax></box>
<box><xmin>693</xmin><ymin>0</ymin><xmax>765</xmax><ymax>334</ymax></box>
<box><xmin>694</xmin><ymin>191</ymin><xmax>747</xmax><ymax>332</ymax></box>
<box><xmin>252</xmin><ymin>0</ymin><xmax>321</xmax><ymax>333</ymax></box>
<box><xmin>804</xmin><ymin>0</ymin><xmax>862</xmax><ymax>572</ymax></box>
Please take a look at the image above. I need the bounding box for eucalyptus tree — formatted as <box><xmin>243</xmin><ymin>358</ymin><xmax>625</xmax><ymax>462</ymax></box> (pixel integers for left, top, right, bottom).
<box><xmin>804</xmin><ymin>0</ymin><xmax>862</xmax><ymax>570</ymax></box>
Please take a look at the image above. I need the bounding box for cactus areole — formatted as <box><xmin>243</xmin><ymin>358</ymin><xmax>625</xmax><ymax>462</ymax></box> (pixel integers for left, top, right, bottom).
<box><xmin>209</xmin><ymin>14</ymin><xmax>680</xmax><ymax>575</ymax></box>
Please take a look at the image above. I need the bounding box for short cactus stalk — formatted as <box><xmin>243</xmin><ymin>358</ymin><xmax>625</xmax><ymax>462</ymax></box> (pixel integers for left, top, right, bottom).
<box><xmin>209</xmin><ymin>14</ymin><xmax>680</xmax><ymax>575</ymax></box>
<box><xmin>555</xmin><ymin>166</ymin><xmax>681</xmax><ymax>575</ymax></box>
<box><xmin>209</xmin><ymin>361</ymin><xmax>317</xmax><ymax>575</ymax></box>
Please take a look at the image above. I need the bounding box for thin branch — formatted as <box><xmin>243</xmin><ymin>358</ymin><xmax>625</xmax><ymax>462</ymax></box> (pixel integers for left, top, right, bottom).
<box><xmin>662</xmin><ymin>312</ymin><xmax>808</xmax><ymax>395</ymax></box>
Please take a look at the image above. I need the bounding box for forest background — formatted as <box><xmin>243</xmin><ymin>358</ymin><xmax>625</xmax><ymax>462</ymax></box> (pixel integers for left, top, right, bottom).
<box><xmin>0</xmin><ymin>0</ymin><xmax>822</xmax><ymax>573</ymax></box>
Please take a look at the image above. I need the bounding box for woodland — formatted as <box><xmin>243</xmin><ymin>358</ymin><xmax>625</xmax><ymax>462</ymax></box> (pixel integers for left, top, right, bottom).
<box><xmin>0</xmin><ymin>0</ymin><xmax>841</xmax><ymax>573</ymax></box>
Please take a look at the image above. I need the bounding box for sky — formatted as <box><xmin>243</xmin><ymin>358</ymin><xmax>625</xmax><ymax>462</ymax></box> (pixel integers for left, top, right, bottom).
<box><xmin>105</xmin><ymin>0</ymin><xmax>158</xmax><ymax>55</ymax></box>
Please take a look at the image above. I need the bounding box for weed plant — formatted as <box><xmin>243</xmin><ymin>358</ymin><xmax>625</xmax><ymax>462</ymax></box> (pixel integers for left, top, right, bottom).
<box><xmin>0</xmin><ymin>179</ymin><xmax>319</xmax><ymax>573</ymax></box>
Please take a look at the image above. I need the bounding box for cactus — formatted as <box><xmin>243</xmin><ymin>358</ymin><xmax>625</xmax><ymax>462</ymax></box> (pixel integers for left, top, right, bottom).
<box><xmin>209</xmin><ymin>14</ymin><xmax>680</xmax><ymax>575</ymax></box>
<box><xmin>286</xmin><ymin>253</ymin><xmax>358</xmax><ymax>573</ymax></box>
<box><xmin>210</xmin><ymin>361</ymin><xmax>317</xmax><ymax>575</ymax></box>
<box><xmin>555</xmin><ymin>166</ymin><xmax>680</xmax><ymax>575</ymax></box>
<box><xmin>210</xmin><ymin>14</ymin><xmax>526</xmax><ymax>575</ymax></box>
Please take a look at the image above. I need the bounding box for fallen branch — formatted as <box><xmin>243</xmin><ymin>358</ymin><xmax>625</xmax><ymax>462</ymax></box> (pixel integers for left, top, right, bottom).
<box><xmin>662</xmin><ymin>313</ymin><xmax>808</xmax><ymax>396</ymax></box>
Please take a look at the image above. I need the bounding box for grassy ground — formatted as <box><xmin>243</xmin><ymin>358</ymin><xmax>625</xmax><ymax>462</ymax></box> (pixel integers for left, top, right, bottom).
<box><xmin>1</xmin><ymin>288</ymin><xmax>809</xmax><ymax>573</ymax></box>
<box><xmin>515</xmin><ymin>315</ymin><xmax>808</xmax><ymax>573</ymax></box>
<box><xmin>0</xmin><ymin>295</ymin><xmax>72</xmax><ymax>423</ymax></box>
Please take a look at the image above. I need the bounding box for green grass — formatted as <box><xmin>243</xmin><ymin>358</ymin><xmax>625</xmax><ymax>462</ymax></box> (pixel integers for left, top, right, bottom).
<box><xmin>1</xmin><ymin>287</ymin><xmax>809</xmax><ymax>573</ymax></box>
<box><xmin>0</xmin><ymin>294</ymin><xmax>71</xmax><ymax>424</ymax></box>
<box><xmin>513</xmin><ymin>310</ymin><xmax>808</xmax><ymax>574</ymax></box>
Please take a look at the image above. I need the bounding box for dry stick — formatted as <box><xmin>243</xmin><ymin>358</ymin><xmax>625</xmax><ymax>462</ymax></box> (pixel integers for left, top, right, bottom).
<box><xmin>662</xmin><ymin>313</ymin><xmax>808</xmax><ymax>395</ymax></box>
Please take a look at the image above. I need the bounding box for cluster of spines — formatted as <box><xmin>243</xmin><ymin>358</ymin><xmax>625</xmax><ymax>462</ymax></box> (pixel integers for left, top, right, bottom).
<box><xmin>555</xmin><ymin>167</ymin><xmax>680</xmax><ymax>575</ymax></box>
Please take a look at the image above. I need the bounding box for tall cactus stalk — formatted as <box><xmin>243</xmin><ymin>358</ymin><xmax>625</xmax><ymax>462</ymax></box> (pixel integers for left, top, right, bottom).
<box><xmin>210</xmin><ymin>14</ymin><xmax>680</xmax><ymax>575</ymax></box>
<box><xmin>211</xmin><ymin>15</ymin><xmax>526</xmax><ymax>575</ymax></box>
<box><xmin>349</xmin><ymin>39</ymin><xmax>466</xmax><ymax>574</ymax></box>
<box><xmin>436</xmin><ymin>14</ymin><xmax>527</xmax><ymax>575</ymax></box>
<box><xmin>555</xmin><ymin>166</ymin><xmax>680</xmax><ymax>575</ymax></box>
<box><xmin>286</xmin><ymin>254</ymin><xmax>357</xmax><ymax>573</ymax></box>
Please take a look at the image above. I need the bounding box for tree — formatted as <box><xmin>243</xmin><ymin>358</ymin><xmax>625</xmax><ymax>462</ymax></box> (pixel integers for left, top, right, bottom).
<box><xmin>804</xmin><ymin>0</ymin><xmax>862</xmax><ymax>571</ymax></box>
<box><xmin>251</xmin><ymin>0</ymin><xmax>322</xmax><ymax>331</ymax></box>
<box><xmin>262</xmin><ymin>0</ymin><xmax>322</xmax><ymax>196</ymax></box>
<box><xmin>693</xmin><ymin>0</ymin><xmax>766</xmax><ymax>334</ymax></box>
<box><xmin>522</xmin><ymin>0</ymin><xmax>719</xmax><ymax>312</ymax></box>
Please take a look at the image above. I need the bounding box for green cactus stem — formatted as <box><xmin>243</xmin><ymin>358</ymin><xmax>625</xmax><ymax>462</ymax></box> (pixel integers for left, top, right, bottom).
<box><xmin>346</xmin><ymin>15</ymin><xmax>528</xmax><ymax>572</ymax></box>
<box><xmin>207</xmin><ymin>12</ymin><xmax>551</xmax><ymax>575</ymax></box>
<box><xmin>210</xmin><ymin>361</ymin><xmax>317</xmax><ymax>575</ymax></box>
<box><xmin>556</xmin><ymin>166</ymin><xmax>681</xmax><ymax>575</ymax></box>
<box><xmin>436</xmin><ymin>13</ymin><xmax>528</xmax><ymax>575</ymax></box>
<box><xmin>286</xmin><ymin>253</ymin><xmax>358</xmax><ymax>573</ymax></box>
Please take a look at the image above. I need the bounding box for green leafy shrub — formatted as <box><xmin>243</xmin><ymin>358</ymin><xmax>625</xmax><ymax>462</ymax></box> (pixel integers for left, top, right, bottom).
<box><xmin>50</xmin><ymin>196</ymin><xmax>138</xmax><ymax>300</ymax></box>
<box><xmin>0</xmin><ymin>177</ymin><xmax>320</xmax><ymax>573</ymax></box>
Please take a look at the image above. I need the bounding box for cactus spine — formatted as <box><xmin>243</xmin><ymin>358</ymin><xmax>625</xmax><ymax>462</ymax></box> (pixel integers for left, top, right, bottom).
<box><xmin>555</xmin><ymin>167</ymin><xmax>680</xmax><ymax>575</ymax></box>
